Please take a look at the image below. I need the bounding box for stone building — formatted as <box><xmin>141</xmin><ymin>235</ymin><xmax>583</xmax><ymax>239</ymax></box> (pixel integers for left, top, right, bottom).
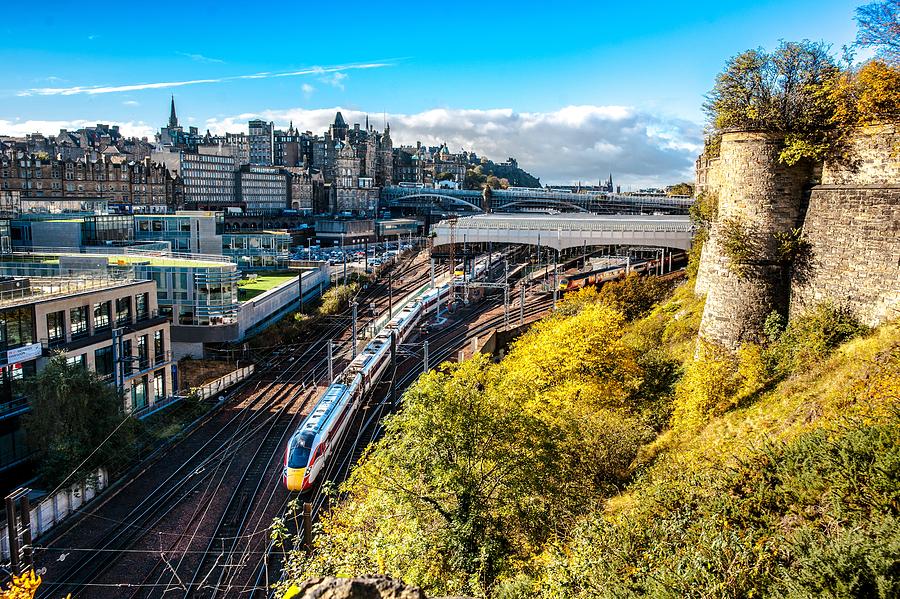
<box><xmin>248</xmin><ymin>119</ymin><xmax>274</xmax><ymax>166</ymax></box>
<box><xmin>0</xmin><ymin>152</ymin><xmax>181</xmax><ymax>213</ymax></box>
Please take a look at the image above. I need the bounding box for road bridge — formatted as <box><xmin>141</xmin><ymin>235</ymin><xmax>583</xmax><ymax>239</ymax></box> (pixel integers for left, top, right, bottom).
<box><xmin>432</xmin><ymin>214</ymin><xmax>694</xmax><ymax>252</ymax></box>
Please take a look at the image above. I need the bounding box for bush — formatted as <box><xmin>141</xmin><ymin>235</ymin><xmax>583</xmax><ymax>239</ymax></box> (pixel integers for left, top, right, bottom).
<box><xmin>671</xmin><ymin>340</ymin><xmax>743</xmax><ymax>431</ymax></box>
<box><xmin>768</xmin><ymin>302</ymin><xmax>869</xmax><ymax>376</ymax></box>
<box><xmin>597</xmin><ymin>273</ymin><xmax>670</xmax><ymax>320</ymax></box>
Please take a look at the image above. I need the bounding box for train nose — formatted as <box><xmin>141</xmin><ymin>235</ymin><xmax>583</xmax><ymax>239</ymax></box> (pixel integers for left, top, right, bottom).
<box><xmin>284</xmin><ymin>467</ymin><xmax>306</xmax><ymax>491</ymax></box>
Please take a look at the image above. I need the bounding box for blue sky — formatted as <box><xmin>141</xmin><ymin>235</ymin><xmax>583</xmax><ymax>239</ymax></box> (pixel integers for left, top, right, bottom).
<box><xmin>0</xmin><ymin>0</ymin><xmax>864</xmax><ymax>186</ymax></box>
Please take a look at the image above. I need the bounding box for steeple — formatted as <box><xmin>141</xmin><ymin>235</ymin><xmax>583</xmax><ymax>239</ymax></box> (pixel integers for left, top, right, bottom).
<box><xmin>168</xmin><ymin>95</ymin><xmax>179</xmax><ymax>129</ymax></box>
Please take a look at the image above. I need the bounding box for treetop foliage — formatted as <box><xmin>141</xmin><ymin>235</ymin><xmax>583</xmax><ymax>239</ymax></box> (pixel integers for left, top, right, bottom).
<box><xmin>23</xmin><ymin>354</ymin><xmax>137</xmax><ymax>489</ymax></box>
<box><xmin>856</xmin><ymin>0</ymin><xmax>900</xmax><ymax>65</ymax></box>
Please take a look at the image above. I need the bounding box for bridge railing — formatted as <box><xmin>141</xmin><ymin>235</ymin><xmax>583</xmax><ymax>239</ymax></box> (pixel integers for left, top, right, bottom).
<box><xmin>438</xmin><ymin>221</ymin><xmax>693</xmax><ymax>234</ymax></box>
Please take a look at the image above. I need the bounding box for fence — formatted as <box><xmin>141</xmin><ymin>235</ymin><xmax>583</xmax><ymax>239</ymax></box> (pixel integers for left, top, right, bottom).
<box><xmin>192</xmin><ymin>365</ymin><xmax>255</xmax><ymax>400</ymax></box>
<box><xmin>1</xmin><ymin>468</ymin><xmax>107</xmax><ymax>560</ymax></box>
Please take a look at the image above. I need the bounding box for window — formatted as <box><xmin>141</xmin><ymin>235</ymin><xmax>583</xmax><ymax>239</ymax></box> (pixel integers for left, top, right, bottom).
<box><xmin>135</xmin><ymin>293</ymin><xmax>149</xmax><ymax>320</ymax></box>
<box><xmin>66</xmin><ymin>354</ymin><xmax>86</xmax><ymax>369</ymax></box>
<box><xmin>115</xmin><ymin>297</ymin><xmax>132</xmax><ymax>325</ymax></box>
<box><xmin>153</xmin><ymin>370</ymin><xmax>165</xmax><ymax>402</ymax></box>
<box><xmin>122</xmin><ymin>339</ymin><xmax>133</xmax><ymax>376</ymax></box>
<box><xmin>131</xmin><ymin>376</ymin><xmax>147</xmax><ymax>411</ymax></box>
<box><xmin>0</xmin><ymin>307</ymin><xmax>34</xmax><ymax>350</ymax></box>
<box><xmin>93</xmin><ymin>301</ymin><xmax>111</xmax><ymax>332</ymax></box>
<box><xmin>153</xmin><ymin>330</ymin><xmax>165</xmax><ymax>363</ymax></box>
<box><xmin>137</xmin><ymin>335</ymin><xmax>148</xmax><ymax>370</ymax></box>
<box><xmin>94</xmin><ymin>346</ymin><xmax>114</xmax><ymax>380</ymax></box>
<box><xmin>70</xmin><ymin>306</ymin><xmax>88</xmax><ymax>338</ymax></box>
<box><xmin>46</xmin><ymin>311</ymin><xmax>65</xmax><ymax>344</ymax></box>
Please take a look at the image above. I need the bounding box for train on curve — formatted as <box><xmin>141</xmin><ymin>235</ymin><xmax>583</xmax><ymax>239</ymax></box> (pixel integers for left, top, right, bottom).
<box><xmin>282</xmin><ymin>282</ymin><xmax>452</xmax><ymax>492</ymax></box>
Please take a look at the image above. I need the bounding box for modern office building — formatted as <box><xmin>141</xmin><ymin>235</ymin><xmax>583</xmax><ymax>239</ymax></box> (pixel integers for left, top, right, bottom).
<box><xmin>152</xmin><ymin>147</ymin><xmax>238</xmax><ymax>210</ymax></box>
<box><xmin>237</xmin><ymin>165</ymin><xmax>288</xmax><ymax>213</ymax></box>
<box><xmin>0</xmin><ymin>275</ymin><xmax>173</xmax><ymax>480</ymax></box>
<box><xmin>222</xmin><ymin>230</ymin><xmax>291</xmax><ymax>269</ymax></box>
<box><xmin>134</xmin><ymin>211</ymin><xmax>224</xmax><ymax>255</ymax></box>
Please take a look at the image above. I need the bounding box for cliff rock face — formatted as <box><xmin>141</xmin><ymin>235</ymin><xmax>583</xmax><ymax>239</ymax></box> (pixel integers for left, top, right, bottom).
<box><xmin>695</xmin><ymin>124</ymin><xmax>900</xmax><ymax>348</ymax></box>
<box><xmin>289</xmin><ymin>576</ymin><xmax>427</xmax><ymax>599</ymax></box>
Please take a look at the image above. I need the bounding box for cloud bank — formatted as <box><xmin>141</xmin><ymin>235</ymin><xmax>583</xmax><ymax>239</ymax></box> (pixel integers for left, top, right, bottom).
<box><xmin>17</xmin><ymin>63</ymin><xmax>391</xmax><ymax>97</ymax></box>
<box><xmin>0</xmin><ymin>105</ymin><xmax>702</xmax><ymax>187</ymax></box>
<box><xmin>209</xmin><ymin>105</ymin><xmax>702</xmax><ymax>187</ymax></box>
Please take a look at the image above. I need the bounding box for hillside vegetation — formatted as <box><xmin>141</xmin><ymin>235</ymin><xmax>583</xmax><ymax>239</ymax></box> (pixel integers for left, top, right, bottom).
<box><xmin>277</xmin><ymin>275</ymin><xmax>898</xmax><ymax>597</ymax></box>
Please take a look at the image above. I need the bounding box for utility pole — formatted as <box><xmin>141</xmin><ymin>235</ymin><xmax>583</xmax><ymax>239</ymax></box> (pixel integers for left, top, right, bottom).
<box><xmin>430</xmin><ymin>257</ymin><xmax>435</xmax><ymax>289</ymax></box>
<box><xmin>326</xmin><ymin>339</ymin><xmax>333</xmax><ymax>382</ymax></box>
<box><xmin>423</xmin><ymin>340</ymin><xmax>429</xmax><ymax>372</ymax></box>
<box><xmin>389</xmin><ymin>331</ymin><xmax>397</xmax><ymax>407</ymax></box>
<box><xmin>297</xmin><ymin>269</ymin><xmax>303</xmax><ymax>314</ymax></box>
<box><xmin>504</xmin><ymin>259</ymin><xmax>510</xmax><ymax>328</ymax></box>
<box><xmin>626</xmin><ymin>254</ymin><xmax>631</xmax><ymax>275</ymax></box>
<box><xmin>351</xmin><ymin>302</ymin><xmax>358</xmax><ymax>359</ymax></box>
<box><xmin>388</xmin><ymin>266</ymin><xmax>393</xmax><ymax>319</ymax></box>
<box><xmin>303</xmin><ymin>502</ymin><xmax>313</xmax><ymax>552</ymax></box>
<box><xmin>520</xmin><ymin>282</ymin><xmax>525</xmax><ymax>326</ymax></box>
<box><xmin>5</xmin><ymin>488</ymin><xmax>33</xmax><ymax>576</ymax></box>
<box><xmin>552</xmin><ymin>250</ymin><xmax>559</xmax><ymax>308</ymax></box>
<box><xmin>504</xmin><ymin>285</ymin><xmax>509</xmax><ymax>329</ymax></box>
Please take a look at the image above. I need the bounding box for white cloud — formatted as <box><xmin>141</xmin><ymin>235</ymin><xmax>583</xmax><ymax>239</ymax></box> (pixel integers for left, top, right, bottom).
<box><xmin>17</xmin><ymin>62</ymin><xmax>392</xmax><ymax>97</ymax></box>
<box><xmin>122</xmin><ymin>100</ymin><xmax>140</xmax><ymax>106</ymax></box>
<box><xmin>318</xmin><ymin>71</ymin><xmax>347</xmax><ymax>90</ymax></box>
<box><xmin>0</xmin><ymin>119</ymin><xmax>155</xmax><ymax>139</ymax></box>
<box><xmin>301</xmin><ymin>83</ymin><xmax>316</xmax><ymax>97</ymax></box>
<box><xmin>177</xmin><ymin>52</ymin><xmax>225</xmax><ymax>64</ymax></box>
<box><xmin>206</xmin><ymin>105</ymin><xmax>702</xmax><ymax>187</ymax></box>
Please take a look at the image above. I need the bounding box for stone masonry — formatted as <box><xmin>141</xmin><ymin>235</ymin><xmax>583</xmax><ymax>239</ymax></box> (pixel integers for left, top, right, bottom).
<box><xmin>696</xmin><ymin>132</ymin><xmax>812</xmax><ymax>349</ymax></box>
<box><xmin>696</xmin><ymin>124</ymin><xmax>900</xmax><ymax>349</ymax></box>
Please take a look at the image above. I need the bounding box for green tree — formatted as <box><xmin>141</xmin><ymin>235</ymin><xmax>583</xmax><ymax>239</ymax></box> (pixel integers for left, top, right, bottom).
<box><xmin>667</xmin><ymin>182</ymin><xmax>694</xmax><ymax>196</ymax></box>
<box><xmin>704</xmin><ymin>41</ymin><xmax>838</xmax><ymax>163</ymax></box>
<box><xmin>23</xmin><ymin>354</ymin><xmax>137</xmax><ymax>488</ymax></box>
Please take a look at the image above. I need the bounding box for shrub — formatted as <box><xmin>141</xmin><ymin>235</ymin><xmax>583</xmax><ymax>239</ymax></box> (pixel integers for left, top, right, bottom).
<box><xmin>671</xmin><ymin>340</ymin><xmax>742</xmax><ymax>431</ymax></box>
<box><xmin>768</xmin><ymin>302</ymin><xmax>869</xmax><ymax>376</ymax></box>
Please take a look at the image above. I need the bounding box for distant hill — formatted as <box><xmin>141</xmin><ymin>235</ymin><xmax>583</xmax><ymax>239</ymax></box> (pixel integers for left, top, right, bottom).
<box><xmin>464</xmin><ymin>159</ymin><xmax>542</xmax><ymax>189</ymax></box>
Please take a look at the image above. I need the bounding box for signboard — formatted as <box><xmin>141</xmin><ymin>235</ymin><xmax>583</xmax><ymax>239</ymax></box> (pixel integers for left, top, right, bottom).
<box><xmin>6</xmin><ymin>343</ymin><xmax>42</xmax><ymax>364</ymax></box>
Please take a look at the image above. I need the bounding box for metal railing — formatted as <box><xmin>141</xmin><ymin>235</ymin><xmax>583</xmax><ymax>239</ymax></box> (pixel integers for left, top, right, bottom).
<box><xmin>0</xmin><ymin>275</ymin><xmax>142</xmax><ymax>308</ymax></box>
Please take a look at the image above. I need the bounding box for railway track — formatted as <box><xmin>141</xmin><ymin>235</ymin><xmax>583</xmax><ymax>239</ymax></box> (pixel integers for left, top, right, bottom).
<box><xmin>238</xmin><ymin>285</ymin><xmax>556</xmax><ymax>598</ymax></box>
<box><xmin>28</xmin><ymin>250</ymin><xmax>481</xmax><ymax>598</ymax></box>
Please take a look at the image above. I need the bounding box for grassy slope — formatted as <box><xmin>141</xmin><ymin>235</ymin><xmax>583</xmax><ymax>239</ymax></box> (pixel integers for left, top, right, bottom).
<box><xmin>542</xmin><ymin>286</ymin><xmax>900</xmax><ymax>598</ymax></box>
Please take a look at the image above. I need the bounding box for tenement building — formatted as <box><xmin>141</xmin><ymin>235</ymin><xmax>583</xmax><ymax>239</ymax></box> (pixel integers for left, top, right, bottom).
<box><xmin>0</xmin><ymin>152</ymin><xmax>181</xmax><ymax>213</ymax></box>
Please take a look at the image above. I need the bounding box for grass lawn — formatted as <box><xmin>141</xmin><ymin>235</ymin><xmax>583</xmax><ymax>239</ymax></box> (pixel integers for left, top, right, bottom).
<box><xmin>237</xmin><ymin>270</ymin><xmax>297</xmax><ymax>302</ymax></box>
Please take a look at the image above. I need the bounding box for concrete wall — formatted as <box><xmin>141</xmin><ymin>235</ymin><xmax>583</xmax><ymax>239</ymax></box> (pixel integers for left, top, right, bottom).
<box><xmin>237</xmin><ymin>266</ymin><xmax>330</xmax><ymax>338</ymax></box>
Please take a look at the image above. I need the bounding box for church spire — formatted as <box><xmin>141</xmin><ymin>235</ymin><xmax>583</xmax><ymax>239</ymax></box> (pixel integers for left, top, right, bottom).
<box><xmin>168</xmin><ymin>95</ymin><xmax>179</xmax><ymax>129</ymax></box>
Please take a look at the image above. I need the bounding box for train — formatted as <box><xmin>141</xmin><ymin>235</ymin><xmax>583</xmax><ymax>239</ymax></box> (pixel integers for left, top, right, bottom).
<box><xmin>558</xmin><ymin>252</ymin><xmax>686</xmax><ymax>292</ymax></box>
<box><xmin>282</xmin><ymin>278</ymin><xmax>457</xmax><ymax>492</ymax></box>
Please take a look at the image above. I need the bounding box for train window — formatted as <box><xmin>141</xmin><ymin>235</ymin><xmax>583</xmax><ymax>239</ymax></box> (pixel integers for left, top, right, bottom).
<box><xmin>288</xmin><ymin>444</ymin><xmax>311</xmax><ymax>468</ymax></box>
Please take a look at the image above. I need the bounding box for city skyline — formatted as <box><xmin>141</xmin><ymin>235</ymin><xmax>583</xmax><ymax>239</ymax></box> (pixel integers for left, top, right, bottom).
<box><xmin>0</xmin><ymin>0</ymin><xmax>865</xmax><ymax>186</ymax></box>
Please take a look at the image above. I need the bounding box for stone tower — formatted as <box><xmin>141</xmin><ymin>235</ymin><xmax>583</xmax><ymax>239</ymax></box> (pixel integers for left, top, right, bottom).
<box><xmin>697</xmin><ymin>131</ymin><xmax>813</xmax><ymax>349</ymax></box>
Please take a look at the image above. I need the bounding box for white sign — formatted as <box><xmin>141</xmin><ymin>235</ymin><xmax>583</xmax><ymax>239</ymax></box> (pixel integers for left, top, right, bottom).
<box><xmin>7</xmin><ymin>342</ymin><xmax>43</xmax><ymax>364</ymax></box>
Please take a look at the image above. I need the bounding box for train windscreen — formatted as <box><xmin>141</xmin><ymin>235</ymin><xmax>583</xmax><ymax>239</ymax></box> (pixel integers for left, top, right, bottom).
<box><xmin>288</xmin><ymin>432</ymin><xmax>314</xmax><ymax>468</ymax></box>
<box><xmin>288</xmin><ymin>445</ymin><xmax>311</xmax><ymax>468</ymax></box>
